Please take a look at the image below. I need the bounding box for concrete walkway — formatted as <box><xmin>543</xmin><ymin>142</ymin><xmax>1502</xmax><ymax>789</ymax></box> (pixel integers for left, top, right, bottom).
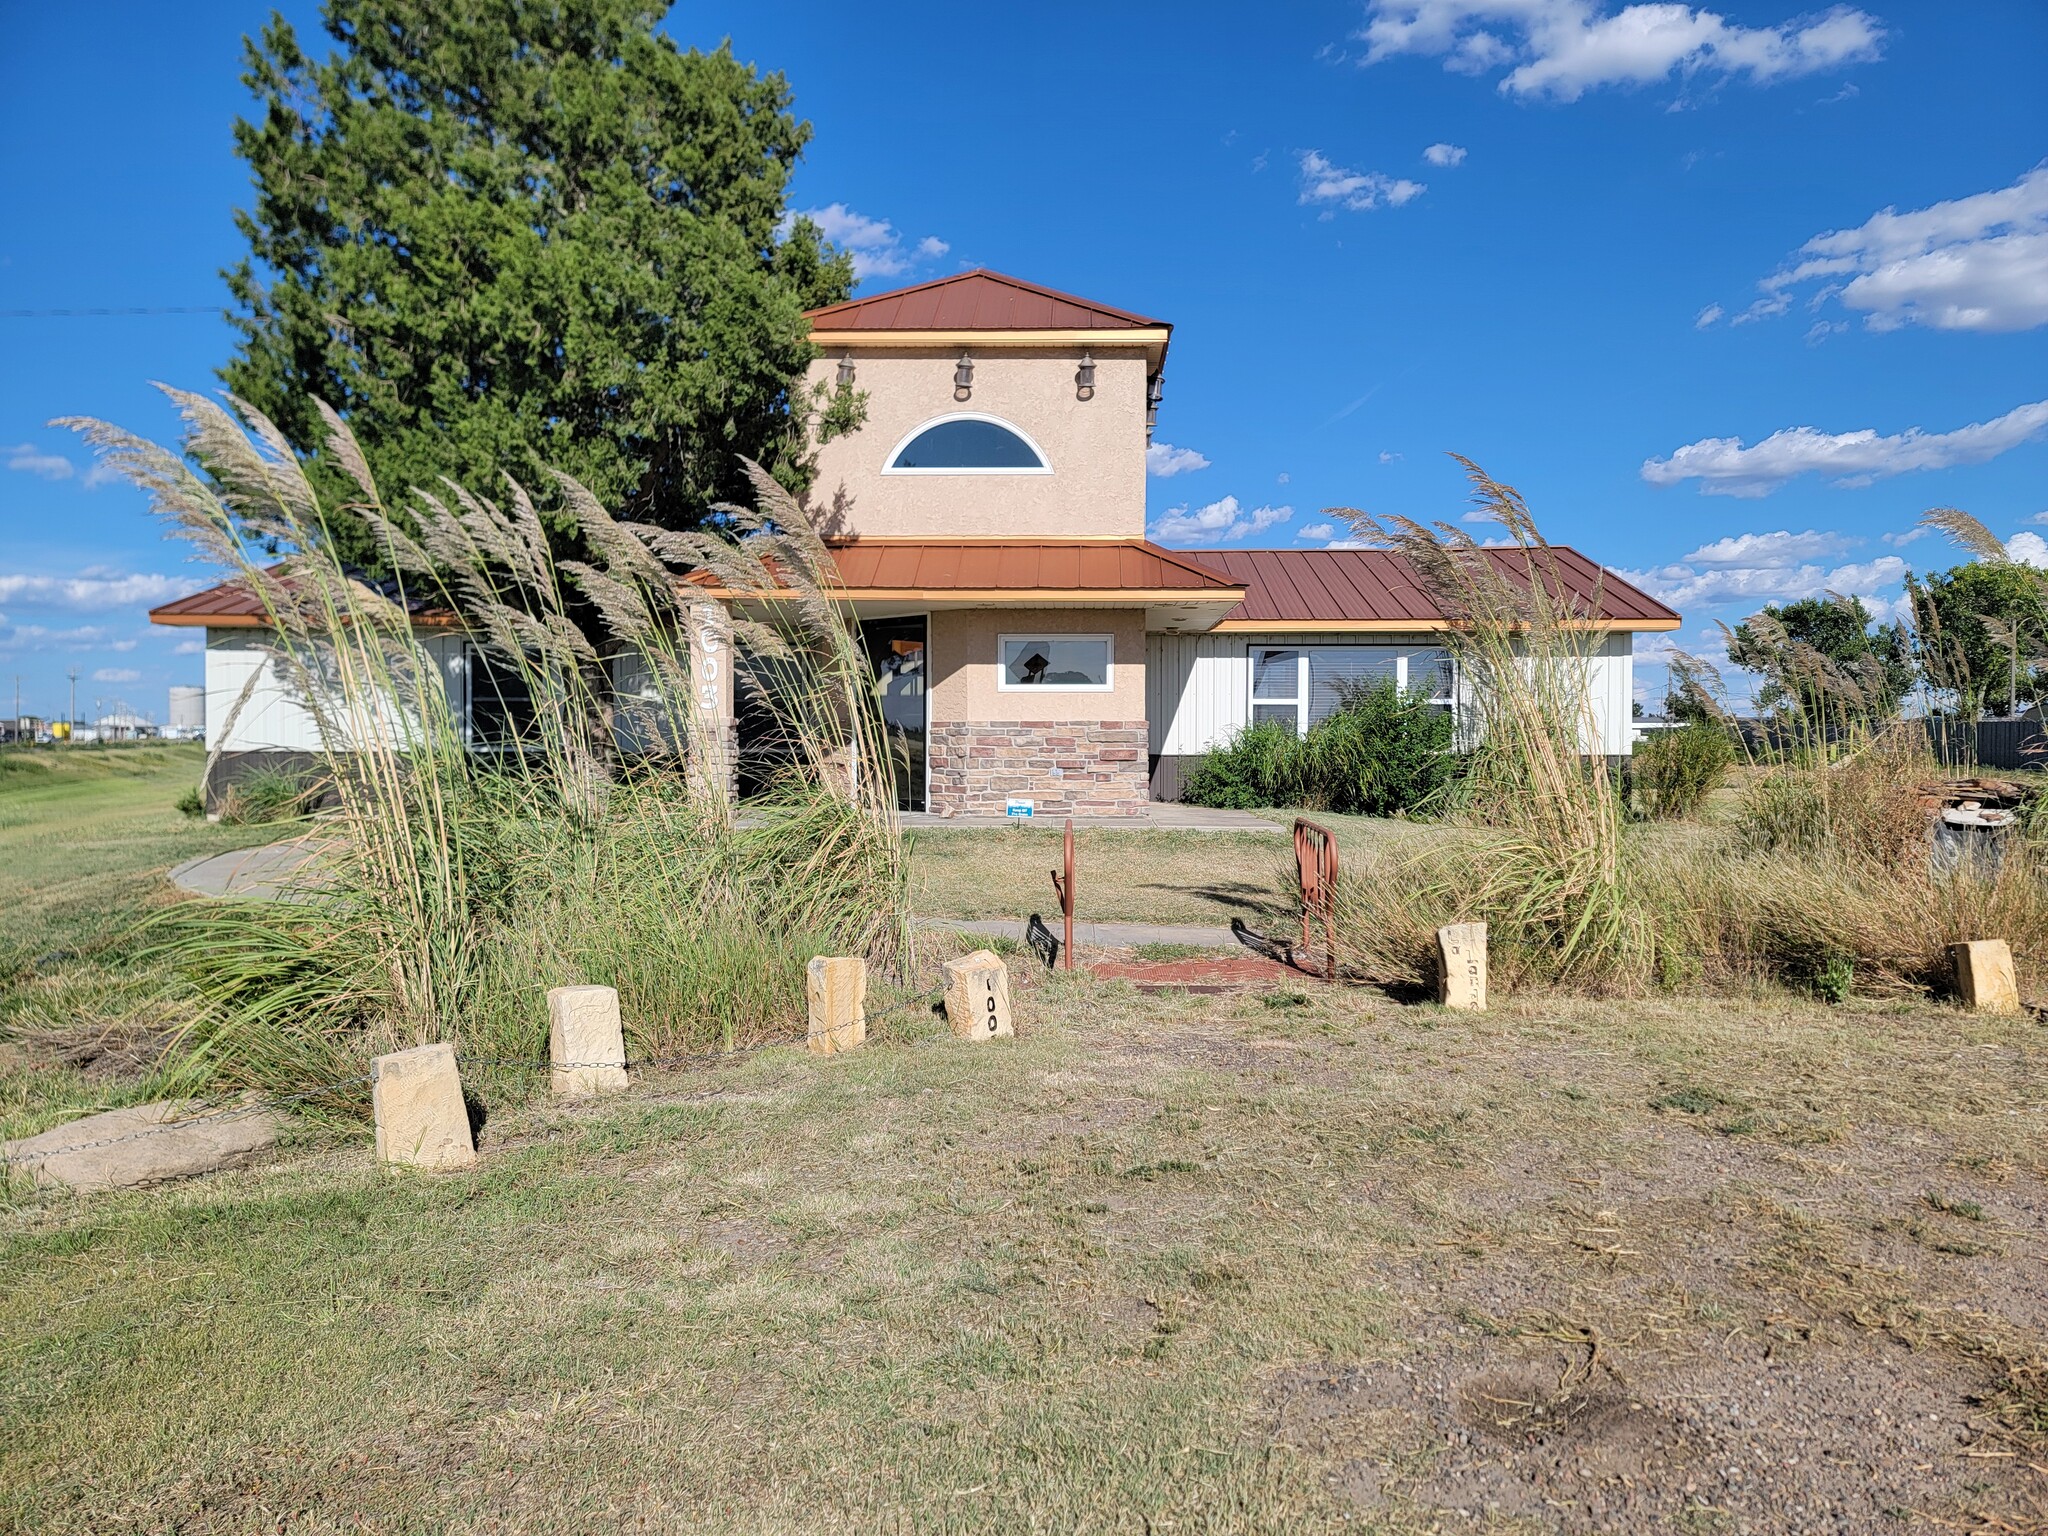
<box><xmin>169</xmin><ymin>846</ymin><xmax>1263</xmax><ymax>952</ymax></box>
<box><xmin>168</xmin><ymin>838</ymin><xmax>329</xmax><ymax>900</ymax></box>
<box><xmin>915</xmin><ymin>916</ymin><xmax>1244</xmax><ymax>949</ymax></box>
<box><xmin>899</xmin><ymin>804</ymin><xmax>1282</xmax><ymax>832</ymax></box>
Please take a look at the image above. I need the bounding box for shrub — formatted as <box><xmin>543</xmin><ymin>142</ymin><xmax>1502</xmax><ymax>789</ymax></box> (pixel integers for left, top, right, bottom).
<box><xmin>174</xmin><ymin>785</ymin><xmax>205</xmax><ymax>819</ymax></box>
<box><xmin>1630</xmin><ymin>724</ymin><xmax>1734</xmax><ymax>820</ymax></box>
<box><xmin>1179</xmin><ymin>719</ymin><xmax>1299</xmax><ymax>810</ymax></box>
<box><xmin>1303</xmin><ymin>681</ymin><xmax>1458</xmax><ymax>816</ymax></box>
<box><xmin>217</xmin><ymin>766</ymin><xmax>323</xmax><ymax>825</ymax></box>
<box><xmin>1180</xmin><ymin>682</ymin><xmax>1455</xmax><ymax>816</ymax></box>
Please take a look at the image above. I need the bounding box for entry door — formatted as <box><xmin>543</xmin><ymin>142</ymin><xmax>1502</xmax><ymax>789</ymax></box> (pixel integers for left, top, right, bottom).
<box><xmin>859</xmin><ymin>617</ymin><xmax>927</xmax><ymax>812</ymax></box>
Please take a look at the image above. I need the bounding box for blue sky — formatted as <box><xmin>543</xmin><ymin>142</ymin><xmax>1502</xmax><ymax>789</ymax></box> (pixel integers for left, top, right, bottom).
<box><xmin>1</xmin><ymin>1</ymin><xmax>2043</xmax><ymax>722</ymax></box>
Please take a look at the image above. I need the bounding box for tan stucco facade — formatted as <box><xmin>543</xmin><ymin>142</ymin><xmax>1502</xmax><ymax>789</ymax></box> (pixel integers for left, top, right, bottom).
<box><xmin>927</xmin><ymin>607</ymin><xmax>1147</xmax><ymax>725</ymax></box>
<box><xmin>803</xmin><ymin>347</ymin><xmax>1150</xmax><ymax>540</ymax></box>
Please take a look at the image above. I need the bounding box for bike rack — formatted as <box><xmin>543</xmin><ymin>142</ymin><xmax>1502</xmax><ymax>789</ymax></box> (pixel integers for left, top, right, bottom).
<box><xmin>1048</xmin><ymin>817</ymin><xmax>1076</xmax><ymax>971</ymax></box>
<box><xmin>1293</xmin><ymin>817</ymin><xmax>1339</xmax><ymax>981</ymax></box>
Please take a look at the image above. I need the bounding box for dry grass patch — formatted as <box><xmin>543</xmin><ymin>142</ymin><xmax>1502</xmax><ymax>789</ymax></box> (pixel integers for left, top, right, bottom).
<box><xmin>5</xmin><ymin>977</ymin><xmax>2045</xmax><ymax>1534</ymax></box>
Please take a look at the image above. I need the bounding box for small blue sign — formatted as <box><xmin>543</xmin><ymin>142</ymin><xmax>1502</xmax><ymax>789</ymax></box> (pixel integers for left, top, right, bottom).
<box><xmin>1005</xmin><ymin>797</ymin><xmax>1035</xmax><ymax>819</ymax></box>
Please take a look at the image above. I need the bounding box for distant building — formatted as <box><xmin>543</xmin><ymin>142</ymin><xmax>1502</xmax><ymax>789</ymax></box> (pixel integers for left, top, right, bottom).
<box><xmin>92</xmin><ymin>712</ymin><xmax>158</xmax><ymax>742</ymax></box>
<box><xmin>168</xmin><ymin>686</ymin><xmax>205</xmax><ymax>740</ymax></box>
<box><xmin>0</xmin><ymin>716</ymin><xmax>45</xmax><ymax>744</ymax></box>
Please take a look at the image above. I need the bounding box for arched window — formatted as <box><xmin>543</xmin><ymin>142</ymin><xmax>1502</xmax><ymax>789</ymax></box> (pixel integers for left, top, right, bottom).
<box><xmin>884</xmin><ymin>413</ymin><xmax>1050</xmax><ymax>474</ymax></box>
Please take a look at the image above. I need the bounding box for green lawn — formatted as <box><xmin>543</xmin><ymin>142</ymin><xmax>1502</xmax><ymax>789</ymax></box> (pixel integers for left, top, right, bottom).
<box><xmin>0</xmin><ymin>743</ymin><xmax>280</xmax><ymax>1140</ymax></box>
<box><xmin>905</xmin><ymin>815</ymin><xmax>1445</xmax><ymax>927</ymax></box>
<box><xmin>4</xmin><ymin>762</ymin><xmax>2045</xmax><ymax>1533</ymax></box>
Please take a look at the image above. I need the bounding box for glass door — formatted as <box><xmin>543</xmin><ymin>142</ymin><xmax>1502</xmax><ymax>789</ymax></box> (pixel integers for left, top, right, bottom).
<box><xmin>859</xmin><ymin>617</ymin><xmax>927</xmax><ymax>812</ymax></box>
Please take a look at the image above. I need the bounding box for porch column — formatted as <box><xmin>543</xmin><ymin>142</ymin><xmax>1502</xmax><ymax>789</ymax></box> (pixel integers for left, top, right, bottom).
<box><xmin>688</xmin><ymin>599</ymin><xmax>737</xmax><ymax>800</ymax></box>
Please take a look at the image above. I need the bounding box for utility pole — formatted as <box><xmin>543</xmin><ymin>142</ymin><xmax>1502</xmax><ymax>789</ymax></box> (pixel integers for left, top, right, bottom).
<box><xmin>67</xmin><ymin>668</ymin><xmax>79</xmax><ymax>739</ymax></box>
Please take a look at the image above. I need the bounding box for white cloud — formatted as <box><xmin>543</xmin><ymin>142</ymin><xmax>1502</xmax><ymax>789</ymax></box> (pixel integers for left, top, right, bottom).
<box><xmin>91</xmin><ymin>668</ymin><xmax>140</xmax><ymax>684</ymax></box>
<box><xmin>1881</xmin><ymin>526</ymin><xmax>1932</xmax><ymax>547</ymax></box>
<box><xmin>1694</xmin><ymin>303</ymin><xmax>1722</xmax><ymax>328</ymax></box>
<box><xmin>1150</xmin><ymin>496</ymin><xmax>1293</xmax><ymax>545</ymax></box>
<box><xmin>1462</xmin><ymin>507</ymin><xmax>1501</xmax><ymax>524</ymax></box>
<box><xmin>0</xmin><ymin>622</ymin><xmax>112</xmax><ymax>652</ymax></box>
<box><xmin>174</xmin><ymin>639</ymin><xmax>204</xmax><ymax>655</ymax></box>
<box><xmin>5</xmin><ymin>442</ymin><xmax>75</xmax><ymax>481</ymax></box>
<box><xmin>1423</xmin><ymin>142</ymin><xmax>1467</xmax><ymax>167</ymax></box>
<box><xmin>1748</xmin><ymin>166</ymin><xmax>2048</xmax><ymax>334</ymax></box>
<box><xmin>788</xmin><ymin>203</ymin><xmax>950</xmax><ymax>283</ymax></box>
<box><xmin>1682</xmin><ymin>529</ymin><xmax>1851</xmax><ymax>565</ymax></box>
<box><xmin>1378</xmin><ymin>450</ymin><xmax>1402</xmax><ymax>464</ymax></box>
<box><xmin>2006</xmin><ymin>532</ymin><xmax>2048</xmax><ymax>568</ymax></box>
<box><xmin>1146</xmin><ymin>441</ymin><xmax>1211</xmax><ymax>477</ymax></box>
<box><xmin>1357</xmin><ymin>1</ymin><xmax>1883</xmax><ymax>102</ymax></box>
<box><xmin>1276</xmin><ymin>471</ymin><xmax>1291</xmax><ymax>484</ymax></box>
<box><xmin>0</xmin><ymin>572</ymin><xmax>205</xmax><ymax>609</ymax></box>
<box><xmin>1642</xmin><ymin>398</ymin><xmax>2048</xmax><ymax>497</ymax></box>
<box><xmin>1620</xmin><ymin>552</ymin><xmax>1908</xmax><ymax>610</ymax></box>
<box><xmin>1299</xmin><ymin>151</ymin><xmax>1426</xmax><ymax>214</ymax></box>
<box><xmin>1296</xmin><ymin>522</ymin><xmax>1340</xmax><ymax>541</ymax></box>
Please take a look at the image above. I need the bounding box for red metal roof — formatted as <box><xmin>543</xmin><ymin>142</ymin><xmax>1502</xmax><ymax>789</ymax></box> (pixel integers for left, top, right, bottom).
<box><xmin>804</xmin><ymin>270</ymin><xmax>1167</xmax><ymax>333</ymax></box>
<box><xmin>148</xmin><ymin>567</ymin><xmax>457</xmax><ymax>627</ymax></box>
<box><xmin>693</xmin><ymin>539</ymin><xmax>1243</xmax><ymax>600</ymax></box>
<box><xmin>152</xmin><ymin>544</ymin><xmax>1677</xmax><ymax>631</ymax></box>
<box><xmin>1186</xmin><ymin>546</ymin><xmax>1678</xmax><ymax>630</ymax></box>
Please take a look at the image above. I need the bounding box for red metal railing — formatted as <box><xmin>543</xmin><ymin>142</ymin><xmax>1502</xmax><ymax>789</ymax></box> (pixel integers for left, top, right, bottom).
<box><xmin>1047</xmin><ymin>817</ymin><xmax>1076</xmax><ymax>971</ymax></box>
<box><xmin>1293</xmin><ymin>817</ymin><xmax>1339</xmax><ymax>980</ymax></box>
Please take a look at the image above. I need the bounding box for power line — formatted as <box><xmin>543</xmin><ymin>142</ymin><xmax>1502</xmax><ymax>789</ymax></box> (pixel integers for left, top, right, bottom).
<box><xmin>0</xmin><ymin>305</ymin><xmax>219</xmax><ymax>318</ymax></box>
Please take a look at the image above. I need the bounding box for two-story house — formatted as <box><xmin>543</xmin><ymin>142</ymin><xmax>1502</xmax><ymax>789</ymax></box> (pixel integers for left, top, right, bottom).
<box><xmin>742</xmin><ymin>269</ymin><xmax>1678</xmax><ymax>814</ymax></box>
<box><xmin>151</xmin><ymin>268</ymin><xmax>1679</xmax><ymax>815</ymax></box>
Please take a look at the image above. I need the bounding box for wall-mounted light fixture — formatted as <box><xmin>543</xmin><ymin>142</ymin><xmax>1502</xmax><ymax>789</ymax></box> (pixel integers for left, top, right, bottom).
<box><xmin>1145</xmin><ymin>370</ymin><xmax>1165</xmax><ymax>441</ymax></box>
<box><xmin>1075</xmin><ymin>350</ymin><xmax>1096</xmax><ymax>401</ymax></box>
<box><xmin>953</xmin><ymin>353</ymin><xmax>974</xmax><ymax>401</ymax></box>
<box><xmin>836</xmin><ymin>353</ymin><xmax>856</xmax><ymax>387</ymax></box>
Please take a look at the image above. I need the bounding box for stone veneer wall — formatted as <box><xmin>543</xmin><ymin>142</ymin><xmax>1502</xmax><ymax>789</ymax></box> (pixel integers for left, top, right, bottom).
<box><xmin>927</xmin><ymin>720</ymin><xmax>1149</xmax><ymax>817</ymax></box>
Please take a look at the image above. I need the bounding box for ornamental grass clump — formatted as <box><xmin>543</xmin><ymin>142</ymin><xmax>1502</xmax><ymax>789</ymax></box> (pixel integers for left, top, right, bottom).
<box><xmin>1628</xmin><ymin>724</ymin><xmax>1735</xmax><ymax>820</ymax></box>
<box><xmin>1321</xmin><ymin>457</ymin><xmax>1660</xmax><ymax>993</ymax></box>
<box><xmin>64</xmin><ymin>388</ymin><xmax>906</xmax><ymax>1104</ymax></box>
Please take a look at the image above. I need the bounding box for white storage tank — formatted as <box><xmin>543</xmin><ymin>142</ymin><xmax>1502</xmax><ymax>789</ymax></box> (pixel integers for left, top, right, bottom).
<box><xmin>169</xmin><ymin>685</ymin><xmax>205</xmax><ymax>739</ymax></box>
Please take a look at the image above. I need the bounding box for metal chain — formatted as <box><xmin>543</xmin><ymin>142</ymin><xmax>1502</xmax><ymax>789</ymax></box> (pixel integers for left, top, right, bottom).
<box><xmin>6</xmin><ymin>996</ymin><xmax>945</xmax><ymax>1168</ymax></box>
<box><xmin>2</xmin><ymin>1077</ymin><xmax>371</xmax><ymax>1166</ymax></box>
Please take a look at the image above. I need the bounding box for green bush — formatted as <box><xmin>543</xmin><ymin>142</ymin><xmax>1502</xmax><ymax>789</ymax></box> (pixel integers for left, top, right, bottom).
<box><xmin>175</xmin><ymin>785</ymin><xmax>205</xmax><ymax>819</ymax></box>
<box><xmin>218</xmin><ymin>766</ymin><xmax>323</xmax><ymax>825</ymax></box>
<box><xmin>1181</xmin><ymin>682</ymin><xmax>1456</xmax><ymax>816</ymax></box>
<box><xmin>1178</xmin><ymin>719</ymin><xmax>1299</xmax><ymax>809</ymax></box>
<box><xmin>1630</xmin><ymin>724</ymin><xmax>1735</xmax><ymax>820</ymax></box>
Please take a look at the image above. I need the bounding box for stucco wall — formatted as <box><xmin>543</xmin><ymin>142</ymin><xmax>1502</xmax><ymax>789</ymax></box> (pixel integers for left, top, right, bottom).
<box><xmin>802</xmin><ymin>347</ymin><xmax>1149</xmax><ymax>539</ymax></box>
<box><xmin>929</xmin><ymin>607</ymin><xmax>1147</xmax><ymax>725</ymax></box>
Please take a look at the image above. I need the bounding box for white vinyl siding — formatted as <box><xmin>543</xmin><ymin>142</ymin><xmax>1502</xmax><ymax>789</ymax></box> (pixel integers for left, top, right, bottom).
<box><xmin>204</xmin><ymin>629</ymin><xmax>470</xmax><ymax>753</ymax></box>
<box><xmin>1147</xmin><ymin>629</ymin><xmax>1637</xmax><ymax>758</ymax></box>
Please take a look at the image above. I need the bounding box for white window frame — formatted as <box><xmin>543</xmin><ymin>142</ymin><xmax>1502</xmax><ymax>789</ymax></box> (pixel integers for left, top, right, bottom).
<box><xmin>882</xmin><ymin>412</ymin><xmax>1053</xmax><ymax>476</ymax></box>
<box><xmin>1250</xmin><ymin>648</ymin><xmax>1309</xmax><ymax>735</ymax></box>
<box><xmin>997</xmin><ymin>632</ymin><xmax>1114</xmax><ymax>693</ymax></box>
<box><xmin>1248</xmin><ymin>643</ymin><xmax>1458</xmax><ymax>736</ymax></box>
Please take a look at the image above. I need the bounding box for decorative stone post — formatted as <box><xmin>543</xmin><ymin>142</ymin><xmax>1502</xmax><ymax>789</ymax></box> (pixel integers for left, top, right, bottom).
<box><xmin>1949</xmin><ymin>939</ymin><xmax>2020</xmax><ymax>1015</ymax></box>
<box><xmin>372</xmin><ymin>1043</ymin><xmax>476</xmax><ymax>1170</ymax></box>
<box><xmin>547</xmin><ymin>985</ymin><xmax>630</xmax><ymax>1095</ymax></box>
<box><xmin>943</xmin><ymin>950</ymin><xmax>1015</xmax><ymax>1041</ymax></box>
<box><xmin>806</xmin><ymin>956</ymin><xmax>867</xmax><ymax>1055</ymax></box>
<box><xmin>687</xmin><ymin>599</ymin><xmax>737</xmax><ymax>801</ymax></box>
<box><xmin>1435</xmin><ymin>922</ymin><xmax>1488</xmax><ymax>1011</ymax></box>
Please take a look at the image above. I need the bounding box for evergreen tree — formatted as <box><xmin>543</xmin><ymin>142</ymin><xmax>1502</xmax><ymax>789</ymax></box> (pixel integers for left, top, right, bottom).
<box><xmin>223</xmin><ymin>1</ymin><xmax>858</xmax><ymax>561</ymax></box>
